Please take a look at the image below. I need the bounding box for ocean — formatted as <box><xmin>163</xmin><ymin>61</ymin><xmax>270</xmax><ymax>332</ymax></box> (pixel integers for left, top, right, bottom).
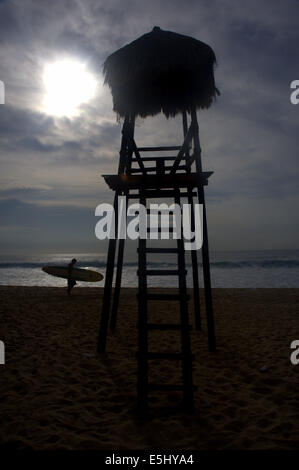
<box><xmin>0</xmin><ymin>250</ymin><xmax>299</xmax><ymax>288</ymax></box>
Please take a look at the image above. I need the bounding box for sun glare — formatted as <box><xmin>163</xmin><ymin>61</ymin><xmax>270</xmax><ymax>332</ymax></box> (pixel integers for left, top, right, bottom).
<box><xmin>43</xmin><ymin>60</ymin><xmax>97</xmax><ymax>117</ymax></box>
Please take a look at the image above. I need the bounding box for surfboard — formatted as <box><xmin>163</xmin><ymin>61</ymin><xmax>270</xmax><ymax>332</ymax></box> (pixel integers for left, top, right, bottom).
<box><xmin>42</xmin><ymin>266</ymin><xmax>104</xmax><ymax>282</ymax></box>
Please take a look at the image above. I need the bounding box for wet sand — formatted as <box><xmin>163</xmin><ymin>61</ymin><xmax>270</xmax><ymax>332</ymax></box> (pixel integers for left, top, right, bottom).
<box><xmin>0</xmin><ymin>286</ymin><xmax>298</xmax><ymax>450</ymax></box>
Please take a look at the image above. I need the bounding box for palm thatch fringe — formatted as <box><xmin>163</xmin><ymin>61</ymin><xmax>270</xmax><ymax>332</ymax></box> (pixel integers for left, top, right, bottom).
<box><xmin>104</xmin><ymin>27</ymin><xmax>219</xmax><ymax>119</ymax></box>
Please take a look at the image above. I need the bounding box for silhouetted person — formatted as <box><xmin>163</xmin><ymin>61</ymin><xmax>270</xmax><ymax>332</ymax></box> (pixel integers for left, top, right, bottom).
<box><xmin>67</xmin><ymin>258</ymin><xmax>77</xmax><ymax>294</ymax></box>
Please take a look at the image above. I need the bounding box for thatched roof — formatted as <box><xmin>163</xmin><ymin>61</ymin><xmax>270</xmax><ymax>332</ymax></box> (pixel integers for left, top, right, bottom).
<box><xmin>103</xmin><ymin>27</ymin><xmax>219</xmax><ymax>119</ymax></box>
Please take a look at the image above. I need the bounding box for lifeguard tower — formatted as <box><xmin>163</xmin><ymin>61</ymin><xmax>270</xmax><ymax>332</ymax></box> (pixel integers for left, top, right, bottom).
<box><xmin>97</xmin><ymin>27</ymin><xmax>219</xmax><ymax>414</ymax></box>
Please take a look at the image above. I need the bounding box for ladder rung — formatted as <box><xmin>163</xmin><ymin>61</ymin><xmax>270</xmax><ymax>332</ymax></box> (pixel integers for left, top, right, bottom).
<box><xmin>145</xmin><ymin>293</ymin><xmax>190</xmax><ymax>301</ymax></box>
<box><xmin>131</xmin><ymin>156</ymin><xmax>177</xmax><ymax>162</ymax></box>
<box><xmin>130</xmin><ymin>166</ymin><xmax>187</xmax><ymax>174</ymax></box>
<box><xmin>145</xmin><ymin>352</ymin><xmax>195</xmax><ymax>360</ymax></box>
<box><xmin>137</xmin><ymin>146</ymin><xmax>181</xmax><ymax>152</ymax></box>
<box><xmin>143</xmin><ymin>248</ymin><xmax>179</xmax><ymax>253</ymax></box>
<box><xmin>130</xmin><ymin>166</ymin><xmax>156</xmax><ymax>173</ymax></box>
<box><xmin>148</xmin><ymin>384</ymin><xmax>198</xmax><ymax>391</ymax></box>
<box><xmin>138</xmin><ymin>269</ymin><xmax>186</xmax><ymax>276</ymax></box>
<box><xmin>130</xmin><ymin>166</ymin><xmax>157</xmax><ymax>174</ymax></box>
<box><xmin>147</xmin><ymin>323</ymin><xmax>192</xmax><ymax>331</ymax></box>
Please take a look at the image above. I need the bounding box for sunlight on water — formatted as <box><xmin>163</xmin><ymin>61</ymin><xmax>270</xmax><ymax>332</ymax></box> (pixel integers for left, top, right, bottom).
<box><xmin>0</xmin><ymin>251</ymin><xmax>299</xmax><ymax>288</ymax></box>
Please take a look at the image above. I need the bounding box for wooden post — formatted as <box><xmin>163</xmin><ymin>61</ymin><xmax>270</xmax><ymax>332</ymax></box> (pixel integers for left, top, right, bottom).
<box><xmin>190</xmin><ymin>104</ymin><xmax>216</xmax><ymax>352</ymax></box>
<box><xmin>182</xmin><ymin>110</ymin><xmax>202</xmax><ymax>331</ymax></box>
<box><xmin>97</xmin><ymin>114</ymin><xmax>130</xmax><ymax>353</ymax></box>
<box><xmin>174</xmin><ymin>186</ymin><xmax>194</xmax><ymax>411</ymax></box>
<box><xmin>137</xmin><ymin>187</ymin><xmax>148</xmax><ymax>416</ymax></box>
<box><xmin>110</xmin><ymin>114</ymin><xmax>135</xmax><ymax>331</ymax></box>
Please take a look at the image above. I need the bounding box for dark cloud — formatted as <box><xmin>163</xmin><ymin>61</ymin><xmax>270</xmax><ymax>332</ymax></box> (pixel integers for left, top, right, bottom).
<box><xmin>0</xmin><ymin>104</ymin><xmax>119</xmax><ymax>169</ymax></box>
<box><xmin>0</xmin><ymin>1</ymin><xmax>20</xmax><ymax>43</ymax></box>
<box><xmin>0</xmin><ymin>106</ymin><xmax>55</xmax><ymax>137</ymax></box>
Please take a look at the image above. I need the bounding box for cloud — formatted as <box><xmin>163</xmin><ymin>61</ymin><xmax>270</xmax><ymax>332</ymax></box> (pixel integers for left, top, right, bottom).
<box><xmin>0</xmin><ymin>184</ymin><xmax>52</xmax><ymax>198</ymax></box>
<box><xmin>0</xmin><ymin>0</ymin><xmax>298</xmax><ymax>251</ymax></box>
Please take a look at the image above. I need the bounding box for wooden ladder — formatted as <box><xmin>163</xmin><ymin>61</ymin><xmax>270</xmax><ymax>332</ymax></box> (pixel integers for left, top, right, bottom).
<box><xmin>136</xmin><ymin>186</ymin><xmax>195</xmax><ymax>415</ymax></box>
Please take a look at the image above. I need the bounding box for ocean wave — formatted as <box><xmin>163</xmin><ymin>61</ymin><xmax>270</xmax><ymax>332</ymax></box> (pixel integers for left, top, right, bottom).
<box><xmin>0</xmin><ymin>260</ymin><xmax>167</xmax><ymax>269</ymax></box>
<box><xmin>0</xmin><ymin>261</ymin><xmax>107</xmax><ymax>269</ymax></box>
<box><xmin>1</xmin><ymin>259</ymin><xmax>299</xmax><ymax>269</ymax></box>
<box><xmin>211</xmin><ymin>260</ymin><xmax>299</xmax><ymax>268</ymax></box>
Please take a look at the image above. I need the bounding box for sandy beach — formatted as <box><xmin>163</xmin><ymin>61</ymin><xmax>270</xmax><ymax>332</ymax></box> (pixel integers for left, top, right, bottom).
<box><xmin>0</xmin><ymin>286</ymin><xmax>298</xmax><ymax>450</ymax></box>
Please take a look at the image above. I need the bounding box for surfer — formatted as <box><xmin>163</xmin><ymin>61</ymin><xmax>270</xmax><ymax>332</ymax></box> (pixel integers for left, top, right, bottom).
<box><xmin>67</xmin><ymin>258</ymin><xmax>77</xmax><ymax>294</ymax></box>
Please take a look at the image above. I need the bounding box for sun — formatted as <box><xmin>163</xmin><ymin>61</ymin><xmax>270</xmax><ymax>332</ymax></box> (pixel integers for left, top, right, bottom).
<box><xmin>43</xmin><ymin>60</ymin><xmax>97</xmax><ymax>117</ymax></box>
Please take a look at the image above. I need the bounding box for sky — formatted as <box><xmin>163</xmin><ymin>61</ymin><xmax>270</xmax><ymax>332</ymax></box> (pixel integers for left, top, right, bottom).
<box><xmin>0</xmin><ymin>0</ymin><xmax>298</xmax><ymax>255</ymax></box>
